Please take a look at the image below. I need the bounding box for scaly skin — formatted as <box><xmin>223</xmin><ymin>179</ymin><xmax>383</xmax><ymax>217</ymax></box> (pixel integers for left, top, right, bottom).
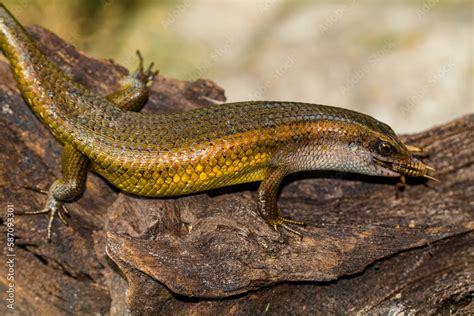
<box><xmin>0</xmin><ymin>4</ymin><xmax>435</xmax><ymax>240</ymax></box>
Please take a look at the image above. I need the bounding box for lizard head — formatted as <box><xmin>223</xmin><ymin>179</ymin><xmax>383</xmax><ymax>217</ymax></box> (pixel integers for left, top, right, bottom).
<box><xmin>369</xmin><ymin>138</ymin><xmax>435</xmax><ymax>178</ymax></box>
<box><xmin>354</xmin><ymin>127</ymin><xmax>437</xmax><ymax>181</ymax></box>
<box><xmin>326</xmin><ymin>115</ymin><xmax>437</xmax><ymax>181</ymax></box>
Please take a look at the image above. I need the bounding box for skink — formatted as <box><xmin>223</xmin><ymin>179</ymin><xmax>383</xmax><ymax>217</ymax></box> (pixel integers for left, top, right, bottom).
<box><xmin>0</xmin><ymin>4</ymin><xmax>435</xmax><ymax>240</ymax></box>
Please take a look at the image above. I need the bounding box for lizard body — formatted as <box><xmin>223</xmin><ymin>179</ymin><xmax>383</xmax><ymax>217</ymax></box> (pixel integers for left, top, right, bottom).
<box><xmin>0</xmin><ymin>4</ymin><xmax>434</xmax><ymax>239</ymax></box>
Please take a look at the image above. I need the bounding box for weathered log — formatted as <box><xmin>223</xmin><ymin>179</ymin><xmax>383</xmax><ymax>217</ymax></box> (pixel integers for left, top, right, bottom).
<box><xmin>0</xmin><ymin>26</ymin><xmax>472</xmax><ymax>315</ymax></box>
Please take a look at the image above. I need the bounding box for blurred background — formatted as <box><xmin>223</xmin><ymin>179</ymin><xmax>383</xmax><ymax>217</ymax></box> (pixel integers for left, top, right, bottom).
<box><xmin>2</xmin><ymin>0</ymin><xmax>472</xmax><ymax>133</ymax></box>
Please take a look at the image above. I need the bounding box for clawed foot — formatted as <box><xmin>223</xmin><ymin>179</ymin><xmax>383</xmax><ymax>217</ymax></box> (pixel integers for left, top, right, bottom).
<box><xmin>20</xmin><ymin>189</ymin><xmax>69</xmax><ymax>241</ymax></box>
<box><xmin>268</xmin><ymin>215</ymin><xmax>306</xmax><ymax>238</ymax></box>
<box><xmin>133</xmin><ymin>50</ymin><xmax>159</xmax><ymax>87</ymax></box>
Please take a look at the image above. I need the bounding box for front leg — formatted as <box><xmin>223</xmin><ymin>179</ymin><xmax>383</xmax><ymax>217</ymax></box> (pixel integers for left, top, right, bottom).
<box><xmin>257</xmin><ymin>166</ymin><xmax>305</xmax><ymax>237</ymax></box>
<box><xmin>25</xmin><ymin>144</ymin><xmax>89</xmax><ymax>240</ymax></box>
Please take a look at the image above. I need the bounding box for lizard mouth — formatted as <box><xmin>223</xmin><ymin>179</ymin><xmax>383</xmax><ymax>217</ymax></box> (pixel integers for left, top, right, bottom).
<box><xmin>373</xmin><ymin>156</ymin><xmax>437</xmax><ymax>180</ymax></box>
<box><xmin>372</xmin><ymin>157</ymin><xmax>400</xmax><ymax>177</ymax></box>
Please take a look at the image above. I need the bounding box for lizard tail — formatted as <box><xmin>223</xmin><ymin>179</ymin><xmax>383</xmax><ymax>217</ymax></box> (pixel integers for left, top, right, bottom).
<box><xmin>0</xmin><ymin>4</ymin><xmax>68</xmax><ymax>125</ymax></box>
<box><xmin>0</xmin><ymin>4</ymin><xmax>46</xmax><ymax>71</ymax></box>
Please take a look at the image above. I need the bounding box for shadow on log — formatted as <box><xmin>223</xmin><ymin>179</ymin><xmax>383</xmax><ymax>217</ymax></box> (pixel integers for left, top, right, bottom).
<box><xmin>0</xmin><ymin>26</ymin><xmax>472</xmax><ymax>315</ymax></box>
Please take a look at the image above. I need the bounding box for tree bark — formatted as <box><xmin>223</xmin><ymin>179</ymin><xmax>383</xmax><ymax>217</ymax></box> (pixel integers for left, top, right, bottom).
<box><xmin>0</xmin><ymin>26</ymin><xmax>472</xmax><ymax>315</ymax></box>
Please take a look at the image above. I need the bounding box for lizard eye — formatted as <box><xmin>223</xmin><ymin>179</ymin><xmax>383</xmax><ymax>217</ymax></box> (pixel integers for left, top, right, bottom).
<box><xmin>376</xmin><ymin>141</ymin><xmax>394</xmax><ymax>156</ymax></box>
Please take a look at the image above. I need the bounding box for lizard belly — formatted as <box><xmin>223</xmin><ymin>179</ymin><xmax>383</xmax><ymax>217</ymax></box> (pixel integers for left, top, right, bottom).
<box><xmin>90</xmin><ymin>149</ymin><xmax>271</xmax><ymax>197</ymax></box>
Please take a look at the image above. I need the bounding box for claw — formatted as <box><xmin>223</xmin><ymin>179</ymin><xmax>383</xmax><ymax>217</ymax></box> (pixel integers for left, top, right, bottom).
<box><xmin>406</xmin><ymin>145</ymin><xmax>427</xmax><ymax>153</ymax></box>
<box><xmin>280</xmin><ymin>223</ymin><xmax>303</xmax><ymax>238</ymax></box>
<box><xmin>22</xmin><ymin>208</ymin><xmax>50</xmax><ymax>215</ymax></box>
<box><xmin>423</xmin><ymin>174</ymin><xmax>440</xmax><ymax>182</ymax></box>
<box><xmin>279</xmin><ymin>215</ymin><xmax>306</xmax><ymax>227</ymax></box>
<box><xmin>45</xmin><ymin>207</ymin><xmax>58</xmax><ymax>241</ymax></box>
<box><xmin>57</xmin><ymin>209</ymin><xmax>68</xmax><ymax>226</ymax></box>
<box><xmin>146</xmin><ymin>61</ymin><xmax>154</xmax><ymax>73</ymax></box>
<box><xmin>200</xmin><ymin>96</ymin><xmax>225</xmax><ymax>105</ymax></box>
<box><xmin>269</xmin><ymin>215</ymin><xmax>305</xmax><ymax>239</ymax></box>
<box><xmin>136</xmin><ymin>50</ymin><xmax>144</xmax><ymax>72</ymax></box>
<box><xmin>24</xmin><ymin>185</ymin><xmax>48</xmax><ymax>195</ymax></box>
<box><xmin>62</xmin><ymin>205</ymin><xmax>70</xmax><ymax>215</ymax></box>
<box><xmin>407</xmin><ymin>145</ymin><xmax>430</xmax><ymax>158</ymax></box>
<box><xmin>425</xmin><ymin>164</ymin><xmax>436</xmax><ymax>172</ymax></box>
